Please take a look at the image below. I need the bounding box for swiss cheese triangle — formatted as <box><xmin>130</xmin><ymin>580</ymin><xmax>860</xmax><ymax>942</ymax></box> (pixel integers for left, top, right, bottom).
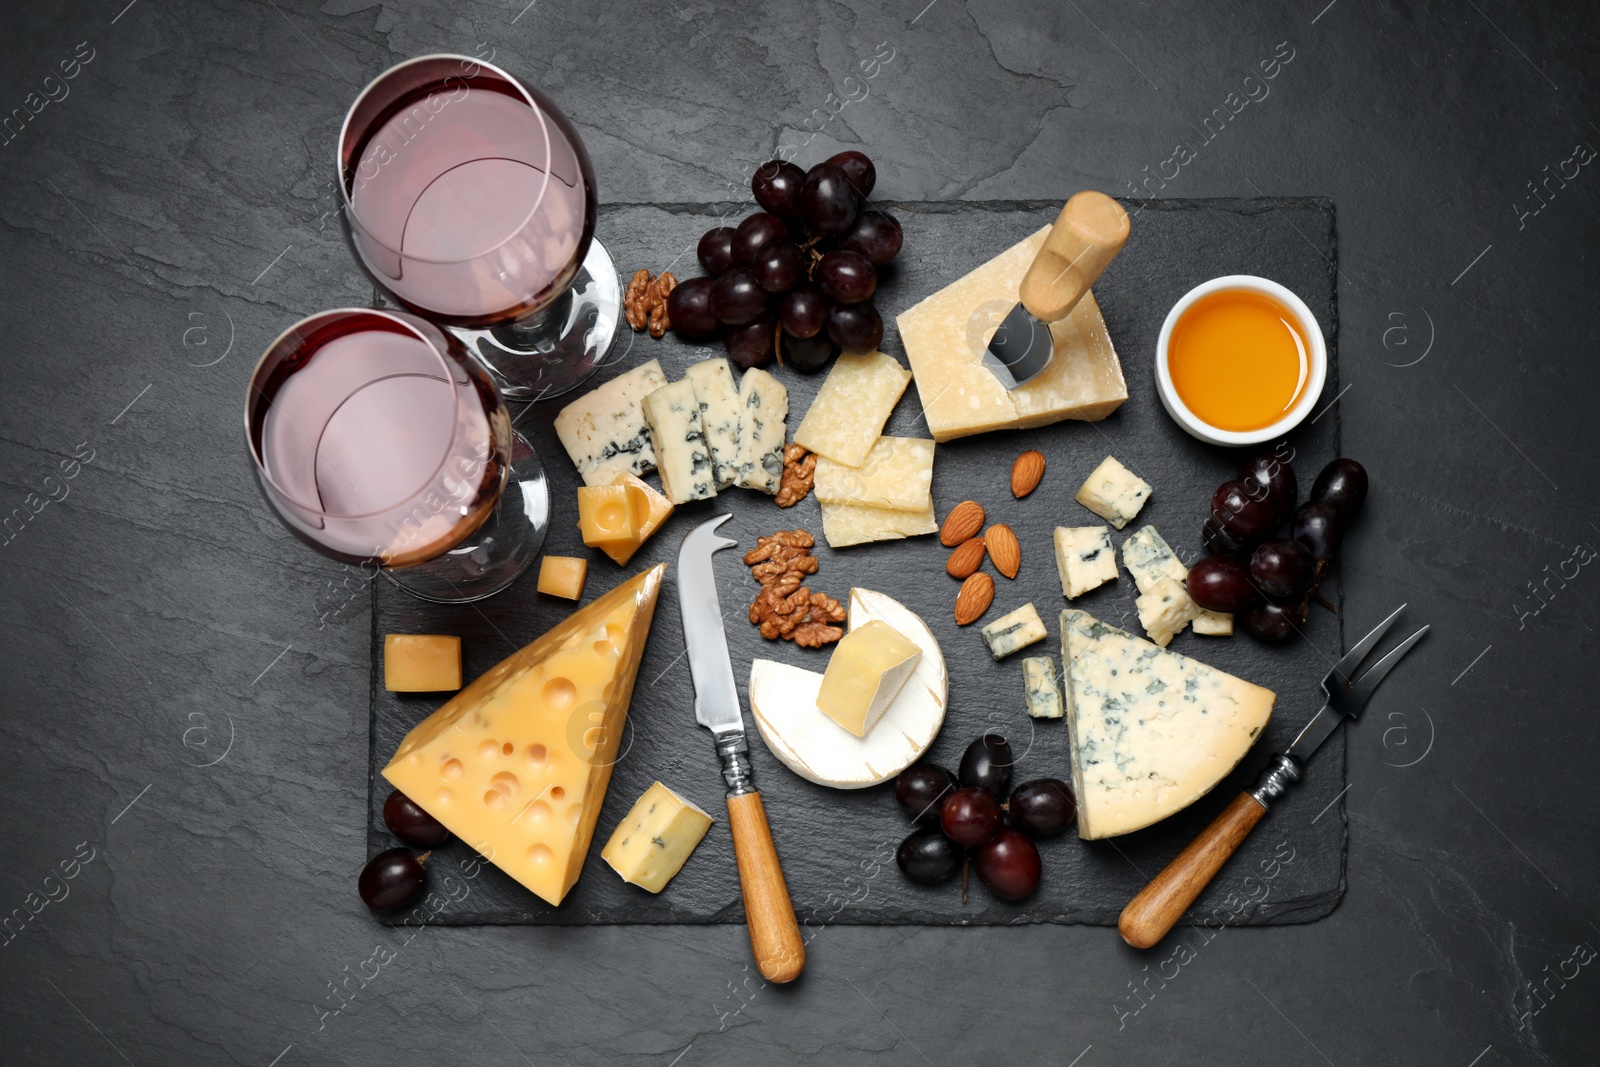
<box><xmin>383</xmin><ymin>564</ymin><xmax>666</xmax><ymax>905</ymax></box>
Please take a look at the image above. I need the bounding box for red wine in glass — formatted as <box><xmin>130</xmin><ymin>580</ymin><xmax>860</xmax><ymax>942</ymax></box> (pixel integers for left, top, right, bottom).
<box><xmin>338</xmin><ymin>55</ymin><xmax>618</xmax><ymax>400</ymax></box>
<box><xmin>247</xmin><ymin>309</ymin><xmax>548</xmax><ymax>602</ymax></box>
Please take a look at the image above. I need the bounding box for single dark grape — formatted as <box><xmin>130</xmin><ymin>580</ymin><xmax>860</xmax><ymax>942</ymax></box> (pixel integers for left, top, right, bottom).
<box><xmin>816</xmin><ymin>249</ymin><xmax>877</xmax><ymax>304</ymax></box>
<box><xmin>1186</xmin><ymin>554</ymin><xmax>1258</xmax><ymax>613</ymax></box>
<box><xmin>839</xmin><ymin>210</ymin><xmax>903</xmax><ymax>266</ymax></box>
<box><xmin>896</xmin><ymin>827</ymin><xmax>962</xmax><ymax>884</ymax></box>
<box><xmin>1006</xmin><ymin>779</ymin><xmax>1076</xmax><ymax>838</ymax></box>
<box><xmin>895</xmin><ymin>762</ymin><xmax>957</xmax><ymax>825</ymax></box>
<box><xmin>733</xmin><ymin>213</ymin><xmax>789</xmax><ymax>267</ymax></box>
<box><xmin>1250</xmin><ymin>538</ymin><xmax>1317</xmax><ymax>600</ymax></box>
<box><xmin>358</xmin><ymin>848</ymin><xmax>426</xmax><ymax>910</ymax></box>
<box><xmin>382</xmin><ymin>790</ymin><xmax>449</xmax><ymax>847</ymax></box>
<box><xmin>709</xmin><ymin>268</ymin><xmax>767</xmax><ymax>325</ymax></box>
<box><xmin>1238</xmin><ymin>448</ymin><xmax>1297</xmax><ymax>520</ymax></box>
<box><xmin>800</xmin><ymin>162</ymin><xmax>859</xmax><ymax>236</ymax></box>
<box><xmin>751</xmin><ymin>159</ymin><xmax>807</xmax><ymax>219</ymax></box>
<box><xmin>825</xmin><ymin>150</ymin><xmax>876</xmax><ymax>198</ymax></box>
<box><xmin>724</xmin><ymin>315</ymin><xmax>776</xmax><ymax>368</ymax></box>
<box><xmin>1202</xmin><ymin>516</ymin><xmax>1250</xmax><ymax>556</ymax></box>
<box><xmin>777</xmin><ymin>286</ymin><xmax>828</xmax><ymax>339</ymax></box>
<box><xmin>826</xmin><ymin>301</ymin><xmax>883</xmax><ymax>352</ymax></box>
<box><xmin>1292</xmin><ymin>499</ymin><xmax>1344</xmax><ymax>561</ymax></box>
<box><xmin>666</xmin><ymin>276</ymin><xmax>720</xmax><ymax>339</ymax></box>
<box><xmin>1311</xmin><ymin>458</ymin><xmax>1368</xmax><ymax>518</ymax></box>
<box><xmin>1211</xmin><ymin>480</ymin><xmax>1281</xmax><ymax>547</ymax></box>
<box><xmin>779</xmin><ymin>330</ymin><xmax>834</xmax><ymax>373</ymax></box>
<box><xmin>958</xmin><ymin>733</ymin><xmax>1013</xmax><ymax>798</ymax></box>
<box><xmin>1240</xmin><ymin>600</ymin><xmax>1308</xmax><ymax>643</ymax></box>
<box><xmin>940</xmin><ymin>786</ymin><xmax>1002</xmax><ymax>847</ymax></box>
<box><xmin>973</xmin><ymin>828</ymin><xmax>1042</xmax><ymax>901</ymax></box>
<box><xmin>752</xmin><ymin>239</ymin><xmax>803</xmax><ymax>293</ymax></box>
<box><xmin>696</xmin><ymin>227</ymin><xmax>737</xmax><ymax>276</ymax></box>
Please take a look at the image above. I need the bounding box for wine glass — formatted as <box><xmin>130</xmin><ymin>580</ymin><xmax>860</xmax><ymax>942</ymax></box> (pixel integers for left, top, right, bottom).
<box><xmin>336</xmin><ymin>53</ymin><xmax>618</xmax><ymax>401</ymax></box>
<box><xmin>246</xmin><ymin>308</ymin><xmax>548</xmax><ymax>603</ymax></box>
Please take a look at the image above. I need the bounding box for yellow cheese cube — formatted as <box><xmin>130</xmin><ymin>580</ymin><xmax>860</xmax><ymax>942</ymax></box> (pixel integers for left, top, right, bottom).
<box><xmin>600</xmin><ymin>781</ymin><xmax>714</xmax><ymax>893</ymax></box>
<box><xmin>816</xmin><ymin>620</ymin><xmax>922</xmax><ymax>737</ymax></box>
<box><xmin>383</xmin><ymin>634</ymin><xmax>462</xmax><ymax>692</ymax></box>
<box><xmin>536</xmin><ymin>556</ymin><xmax>588</xmax><ymax>600</ymax></box>
<box><xmin>576</xmin><ymin>484</ymin><xmax>641</xmax><ymax>547</ymax></box>
<box><xmin>381</xmin><ymin>565</ymin><xmax>666</xmax><ymax>906</ymax></box>
<box><xmin>599</xmin><ymin>473</ymin><xmax>674</xmax><ymax>566</ymax></box>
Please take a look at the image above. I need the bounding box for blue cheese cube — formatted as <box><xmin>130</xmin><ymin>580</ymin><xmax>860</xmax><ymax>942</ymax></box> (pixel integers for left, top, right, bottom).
<box><xmin>1022</xmin><ymin>656</ymin><xmax>1063</xmax><ymax>719</ymax></box>
<box><xmin>641</xmin><ymin>380</ymin><xmax>717</xmax><ymax>505</ymax></box>
<box><xmin>1134</xmin><ymin>577</ymin><xmax>1200</xmax><ymax>648</ymax></box>
<box><xmin>732</xmin><ymin>368</ymin><xmax>788</xmax><ymax>494</ymax></box>
<box><xmin>1053</xmin><ymin>525</ymin><xmax>1117</xmax><ymax>598</ymax></box>
<box><xmin>1122</xmin><ymin>525</ymin><xmax>1188</xmax><ymax>595</ymax></box>
<box><xmin>684</xmin><ymin>359</ymin><xmax>743</xmax><ymax>489</ymax></box>
<box><xmin>981</xmin><ymin>602</ymin><xmax>1048</xmax><ymax>660</ymax></box>
<box><xmin>553</xmin><ymin>359</ymin><xmax>669</xmax><ymax>486</ymax></box>
<box><xmin>1074</xmin><ymin>455</ymin><xmax>1151</xmax><ymax>530</ymax></box>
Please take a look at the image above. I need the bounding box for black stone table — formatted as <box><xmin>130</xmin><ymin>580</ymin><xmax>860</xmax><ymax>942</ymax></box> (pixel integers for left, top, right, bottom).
<box><xmin>2</xmin><ymin>3</ymin><xmax>1594</xmax><ymax>1065</ymax></box>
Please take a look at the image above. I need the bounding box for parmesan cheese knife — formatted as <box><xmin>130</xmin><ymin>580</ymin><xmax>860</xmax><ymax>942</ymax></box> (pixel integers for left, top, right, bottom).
<box><xmin>677</xmin><ymin>514</ymin><xmax>805</xmax><ymax>983</ymax></box>
<box><xmin>983</xmin><ymin>191</ymin><xmax>1130</xmax><ymax>389</ymax></box>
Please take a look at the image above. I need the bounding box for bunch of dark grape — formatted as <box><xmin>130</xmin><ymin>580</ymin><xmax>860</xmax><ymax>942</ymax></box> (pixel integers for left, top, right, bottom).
<box><xmin>1188</xmin><ymin>452</ymin><xmax>1369</xmax><ymax>643</ymax></box>
<box><xmin>892</xmin><ymin>735</ymin><xmax>1076</xmax><ymax>902</ymax></box>
<box><xmin>667</xmin><ymin>151</ymin><xmax>904</xmax><ymax>372</ymax></box>
<box><xmin>357</xmin><ymin>790</ymin><xmax>451</xmax><ymax>910</ymax></box>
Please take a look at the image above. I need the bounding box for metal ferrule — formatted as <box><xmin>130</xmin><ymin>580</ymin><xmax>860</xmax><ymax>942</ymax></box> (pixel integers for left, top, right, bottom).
<box><xmin>715</xmin><ymin>733</ymin><xmax>756</xmax><ymax>797</ymax></box>
<box><xmin>1248</xmin><ymin>753</ymin><xmax>1303</xmax><ymax>808</ymax></box>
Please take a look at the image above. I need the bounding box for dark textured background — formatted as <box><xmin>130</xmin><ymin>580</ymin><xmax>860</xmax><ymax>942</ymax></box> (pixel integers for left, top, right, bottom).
<box><xmin>2</xmin><ymin>2</ymin><xmax>1595</xmax><ymax>1065</ymax></box>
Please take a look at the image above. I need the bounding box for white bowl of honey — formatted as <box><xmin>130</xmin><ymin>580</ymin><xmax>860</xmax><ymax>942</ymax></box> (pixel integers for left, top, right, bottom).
<box><xmin>1155</xmin><ymin>275</ymin><xmax>1326</xmax><ymax>447</ymax></box>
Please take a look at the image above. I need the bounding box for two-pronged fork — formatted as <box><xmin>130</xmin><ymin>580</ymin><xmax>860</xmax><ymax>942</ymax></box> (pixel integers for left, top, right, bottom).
<box><xmin>1119</xmin><ymin>605</ymin><xmax>1429</xmax><ymax>948</ymax></box>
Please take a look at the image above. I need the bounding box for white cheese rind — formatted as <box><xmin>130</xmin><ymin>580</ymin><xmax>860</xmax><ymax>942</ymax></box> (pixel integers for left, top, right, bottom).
<box><xmin>1059</xmin><ymin>609</ymin><xmax>1275</xmax><ymax>839</ymax></box>
<box><xmin>684</xmin><ymin>358</ymin><xmax>742</xmax><ymax>489</ymax></box>
<box><xmin>1054</xmin><ymin>525</ymin><xmax>1118</xmax><ymax>598</ymax></box>
<box><xmin>641</xmin><ymin>379</ymin><xmax>717</xmax><ymax>504</ymax></box>
<box><xmin>793</xmin><ymin>351</ymin><xmax>912</xmax><ymax>466</ymax></box>
<box><xmin>554</xmin><ymin>359</ymin><xmax>669</xmax><ymax>486</ymax></box>
<box><xmin>980</xmin><ymin>602</ymin><xmax>1048</xmax><ymax>660</ymax></box>
<box><xmin>814</xmin><ymin>436</ymin><xmax>936</xmax><ymax>512</ymax></box>
<box><xmin>1074</xmin><ymin>455</ymin><xmax>1151</xmax><ymax>530</ymax></box>
<box><xmin>732</xmin><ymin>367</ymin><xmax>788</xmax><ymax>493</ymax></box>
<box><xmin>1122</xmin><ymin>525</ymin><xmax>1188</xmax><ymax>594</ymax></box>
<box><xmin>820</xmin><ymin>499</ymin><xmax>938</xmax><ymax>548</ymax></box>
<box><xmin>1022</xmin><ymin>656</ymin><xmax>1063</xmax><ymax>719</ymax></box>
<box><xmin>1135</xmin><ymin>577</ymin><xmax>1200</xmax><ymax>647</ymax></box>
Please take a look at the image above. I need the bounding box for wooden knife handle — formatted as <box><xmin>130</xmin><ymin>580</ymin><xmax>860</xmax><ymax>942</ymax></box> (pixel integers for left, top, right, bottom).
<box><xmin>726</xmin><ymin>790</ymin><xmax>805</xmax><ymax>983</ymax></box>
<box><xmin>1118</xmin><ymin>792</ymin><xmax>1266</xmax><ymax>949</ymax></box>
<box><xmin>1019</xmin><ymin>191</ymin><xmax>1131</xmax><ymax>323</ymax></box>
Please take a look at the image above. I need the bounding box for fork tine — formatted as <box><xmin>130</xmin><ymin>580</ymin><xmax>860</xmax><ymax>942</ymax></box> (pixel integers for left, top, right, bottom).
<box><xmin>1345</xmin><ymin>625</ymin><xmax>1430</xmax><ymax>712</ymax></box>
<box><xmin>1324</xmin><ymin>603</ymin><xmax>1407</xmax><ymax>693</ymax></box>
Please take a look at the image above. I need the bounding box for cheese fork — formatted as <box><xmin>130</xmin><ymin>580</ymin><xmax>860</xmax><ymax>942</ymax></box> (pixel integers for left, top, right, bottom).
<box><xmin>1118</xmin><ymin>604</ymin><xmax>1429</xmax><ymax>949</ymax></box>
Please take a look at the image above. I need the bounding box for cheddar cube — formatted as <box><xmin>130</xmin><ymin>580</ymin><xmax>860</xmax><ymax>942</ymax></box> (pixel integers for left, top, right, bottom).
<box><xmin>383</xmin><ymin>634</ymin><xmax>462</xmax><ymax>692</ymax></box>
<box><xmin>599</xmin><ymin>474</ymin><xmax>674</xmax><ymax>566</ymax></box>
<box><xmin>577</xmin><ymin>485</ymin><xmax>641</xmax><ymax>547</ymax></box>
<box><xmin>816</xmin><ymin>620</ymin><xmax>922</xmax><ymax>737</ymax></box>
<box><xmin>537</xmin><ymin>556</ymin><xmax>588</xmax><ymax>600</ymax></box>
<box><xmin>601</xmin><ymin>781</ymin><xmax>714</xmax><ymax>893</ymax></box>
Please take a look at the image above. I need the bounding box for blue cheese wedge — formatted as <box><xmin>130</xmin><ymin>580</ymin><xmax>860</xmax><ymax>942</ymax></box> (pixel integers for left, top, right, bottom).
<box><xmin>1022</xmin><ymin>656</ymin><xmax>1063</xmax><ymax>719</ymax></box>
<box><xmin>554</xmin><ymin>360</ymin><xmax>670</xmax><ymax>486</ymax></box>
<box><xmin>1135</xmin><ymin>577</ymin><xmax>1200</xmax><ymax>648</ymax></box>
<box><xmin>684</xmin><ymin>358</ymin><xmax>742</xmax><ymax>489</ymax></box>
<box><xmin>641</xmin><ymin>379</ymin><xmax>717</xmax><ymax>504</ymax></box>
<box><xmin>1074</xmin><ymin>455</ymin><xmax>1151</xmax><ymax>529</ymax></box>
<box><xmin>1192</xmin><ymin>609</ymin><xmax>1234</xmax><ymax>636</ymax></box>
<box><xmin>1059</xmin><ymin>609</ymin><xmax>1276</xmax><ymax>839</ymax></box>
<box><xmin>732</xmin><ymin>367</ymin><xmax>788</xmax><ymax>494</ymax></box>
<box><xmin>981</xmin><ymin>602</ymin><xmax>1047</xmax><ymax>660</ymax></box>
<box><xmin>1122</xmin><ymin>525</ymin><xmax>1188</xmax><ymax>594</ymax></box>
<box><xmin>1054</xmin><ymin>525</ymin><xmax>1118</xmax><ymax>598</ymax></box>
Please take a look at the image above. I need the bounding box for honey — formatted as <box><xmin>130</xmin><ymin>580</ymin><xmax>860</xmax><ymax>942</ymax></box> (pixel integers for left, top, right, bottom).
<box><xmin>1168</xmin><ymin>289</ymin><xmax>1310</xmax><ymax>432</ymax></box>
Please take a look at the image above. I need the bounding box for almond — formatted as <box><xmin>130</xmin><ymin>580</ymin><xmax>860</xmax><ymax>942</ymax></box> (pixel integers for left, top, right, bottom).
<box><xmin>1011</xmin><ymin>450</ymin><xmax>1045</xmax><ymax>498</ymax></box>
<box><xmin>954</xmin><ymin>572</ymin><xmax>994</xmax><ymax>625</ymax></box>
<box><xmin>940</xmin><ymin>500</ymin><xmax>985</xmax><ymax>547</ymax></box>
<box><xmin>985</xmin><ymin>523</ymin><xmax>1021</xmax><ymax>579</ymax></box>
<box><xmin>946</xmin><ymin>537</ymin><xmax>986</xmax><ymax>579</ymax></box>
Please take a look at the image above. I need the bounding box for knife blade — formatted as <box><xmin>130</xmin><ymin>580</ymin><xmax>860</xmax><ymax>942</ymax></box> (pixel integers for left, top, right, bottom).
<box><xmin>675</xmin><ymin>514</ymin><xmax>805</xmax><ymax>983</ymax></box>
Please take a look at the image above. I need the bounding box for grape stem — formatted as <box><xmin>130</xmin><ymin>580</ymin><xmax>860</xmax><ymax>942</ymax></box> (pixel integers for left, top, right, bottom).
<box><xmin>960</xmin><ymin>856</ymin><xmax>969</xmax><ymax>905</ymax></box>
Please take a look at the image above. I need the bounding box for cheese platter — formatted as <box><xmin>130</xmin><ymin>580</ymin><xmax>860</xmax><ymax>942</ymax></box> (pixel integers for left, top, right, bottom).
<box><xmin>365</xmin><ymin>193</ymin><xmax>1352</xmax><ymax>929</ymax></box>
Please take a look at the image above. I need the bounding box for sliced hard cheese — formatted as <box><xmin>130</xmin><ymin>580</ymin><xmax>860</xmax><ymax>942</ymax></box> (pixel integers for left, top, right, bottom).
<box><xmin>981</xmin><ymin>602</ymin><xmax>1047</xmax><ymax>659</ymax></box>
<box><xmin>381</xmin><ymin>566</ymin><xmax>666</xmax><ymax>905</ymax></box>
<box><xmin>1074</xmin><ymin>455</ymin><xmax>1151</xmax><ymax>530</ymax></box>
<box><xmin>817</xmin><ymin>619</ymin><xmax>922</xmax><ymax>737</ymax></box>
<box><xmin>896</xmin><ymin>226</ymin><xmax>1127</xmax><ymax>443</ymax></box>
<box><xmin>642</xmin><ymin>379</ymin><xmax>717</xmax><ymax>505</ymax></box>
<box><xmin>384</xmin><ymin>634</ymin><xmax>462</xmax><ymax>692</ymax></box>
<box><xmin>732</xmin><ymin>367</ymin><xmax>789</xmax><ymax>494</ymax></box>
<box><xmin>820</xmin><ymin>499</ymin><xmax>938</xmax><ymax>549</ymax></box>
<box><xmin>1059</xmin><ymin>608</ymin><xmax>1274</xmax><ymax>840</ymax></box>
<box><xmin>554</xmin><ymin>359</ymin><xmax>669</xmax><ymax>486</ymax></box>
<box><xmin>793</xmin><ymin>351</ymin><xmax>912</xmax><ymax>466</ymax></box>
<box><xmin>814</xmin><ymin>436</ymin><xmax>936</xmax><ymax>513</ymax></box>
<box><xmin>1135</xmin><ymin>577</ymin><xmax>1200</xmax><ymax>648</ymax></box>
<box><xmin>1193</xmin><ymin>609</ymin><xmax>1234</xmax><ymax>636</ymax></box>
<box><xmin>749</xmin><ymin>588</ymin><xmax>947</xmax><ymax>788</ymax></box>
<box><xmin>1054</xmin><ymin>526</ymin><xmax>1118</xmax><ymax>599</ymax></box>
<box><xmin>684</xmin><ymin>358</ymin><xmax>742</xmax><ymax>489</ymax></box>
<box><xmin>600</xmin><ymin>781</ymin><xmax>713</xmax><ymax>893</ymax></box>
<box><xmin>1022</xmin><ymin>655</ymin><xmax>1063</xmax><ymax>719</ymax></box>
<box><xmin>1122</xmin><ymin>525</ymin><xmax>1187</xmax><ymax>594</ymax></box>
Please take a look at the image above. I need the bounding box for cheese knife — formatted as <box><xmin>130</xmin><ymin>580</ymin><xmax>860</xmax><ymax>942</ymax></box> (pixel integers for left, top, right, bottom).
<box><xmin>677</xmin><ymin>514</ymin><xmax>805</xmax><ymax>983</ymax></box>
<box><xmin>983</xmin><ymin>190</ymin><xmax>1131</xmax><ymax>389</ymax></box>
<box><xmin>1118</xmin><ymin>604</ymin><xmax>1429</xmax><ymax>949</ymax></box>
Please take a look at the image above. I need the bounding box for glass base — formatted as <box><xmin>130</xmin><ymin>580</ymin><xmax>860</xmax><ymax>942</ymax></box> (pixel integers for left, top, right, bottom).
<box><xmin>450</xmin><ymin>238</ymin><xmax>622</xmax><ymax>402</ymax></box>
<box><xmin>383</xmin><ymin>430</ymin><xmax>549</xmax><ymax>603</ymax></box>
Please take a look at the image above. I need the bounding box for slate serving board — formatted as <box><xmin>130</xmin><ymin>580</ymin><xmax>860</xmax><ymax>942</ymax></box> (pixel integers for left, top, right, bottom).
<box><xmin>367</xmin><ymin>197</ymin><xmax>1345</xmax><ymax>926</ymax></box>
